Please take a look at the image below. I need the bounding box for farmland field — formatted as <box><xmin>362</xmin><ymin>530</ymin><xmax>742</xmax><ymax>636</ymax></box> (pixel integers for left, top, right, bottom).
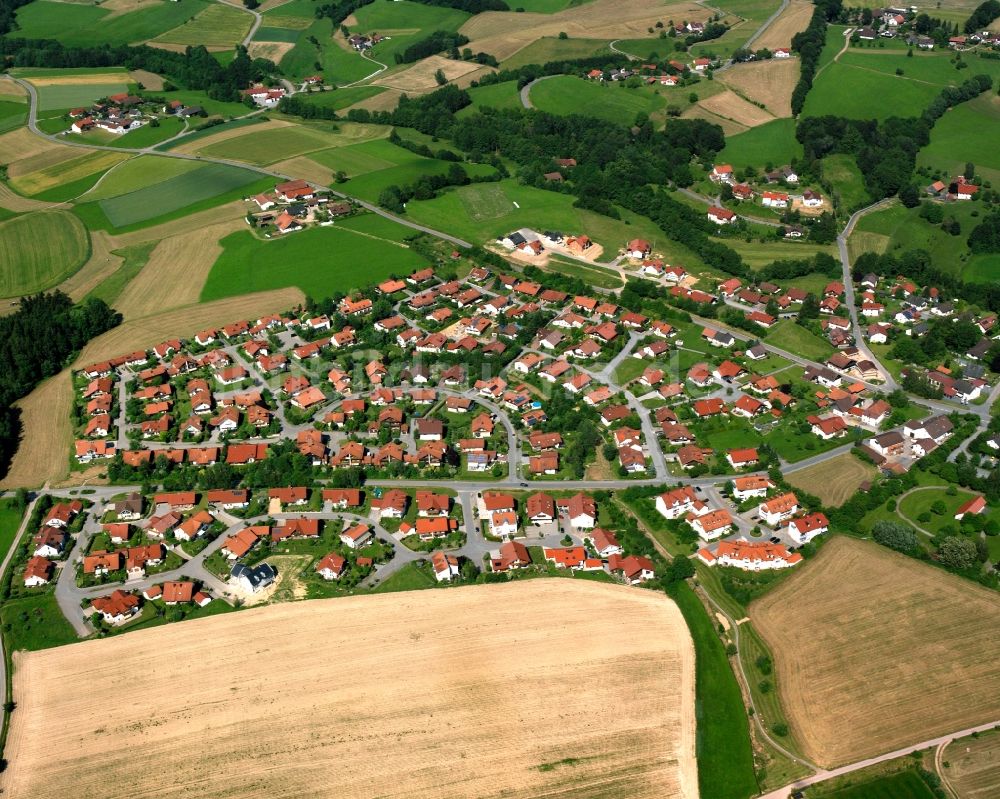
<box><xmin>291</xmin><ymin>85</ymin><xmax>387</xmax><ymax>111</ymax></box>
<box><xmin>529</xmin><ymin>75</ymin><xmax>666</xmax><ymax>123</ymax></box>
<box><xmin>751</xmin><ymin>537</ymin><xmax>1000</xmax><ymax>768</ymax></box>
<box><xmin>459</xmin><ymin>79</ymin><xmax>522</xmax><ymax>114</ymax></box>
<box><xmin>92</xmin><ymin>162</ymin><xmax>263</xmax><ymax>228</ymax></box>
<box><xmin>786</xmin><ymin>452</ymin><xmax>876</xmax><ymax>506</ymax></box>
<box><xmin>0</xmin><ymin>97</ymin><xmax>26</xmax><ymax>134</ymax></box>
<box><xmin>802</xmin><ymin>62</ymin><xmax>941</xmax><ymax>120</ymax></box>
<box><xmin>0</xmin><ymin>211</ymin><xmax>90</xmax><ymax>297</ymax></box>
<box><xmin>32</xmin><ymin>80</ymin><xmax>131</xmax><ymax>112</ymax></box>
<box><xmin>718</xmin><ymin>58</ymin><xmax>799</xmax><ymax>118</ymax></box>
<box><xmin>753</xmin><ymin>0</ymin><xmax>812</xmax><ymax>50</ymax></box>
<box><xmin>718</xmin><ymin>118</ymin><xmax>802</xmax><ymax>170</ymax></box>
<box><xmin>0</xmin><ymin>370</ymin><xmax>73</xmax><ymax>489</ymax></box>
<box><xmin>807</xmin><ymin>768</ymin><xmax>937</xmax><ymax>799</ymax></box>
<box><xmin>501</xmin><ymin>35</ymin><xmax>611</xmax><ymax>67</ymax></box>
<box><xmin>1</xmin><ymin>581</ymin><xmax>697</xmax><ymax>799</ymax></box>
<box><xmin>149</xmin><ymin>2</ymin><xmax>251</xmax><ymax>48</ymax></box>
<box><xmin>943</xmin><ymin>729</ymin><xmax>1000</xmax><ymax>799</ymax></box>
<box><xmin>196</xmin><ymin>121</ymin><xmax>386</xmax><ymax>165</ymax></box>
<box><xmin>201</xmin><ymin>224</ymin><xmax>431</xmax><ymax>300</ymax></box>
<box><xmin>14</xmin><ymin>0</ymin><xmax>211</xmax><ymax>47</ymax></box>
<box><xmin>79</xmin><ymin>155</ymin><xmax>200</xmax><ymax>201</ymax></box>
<box><xmin>7</xmin><ymin>149</ymin><xmax>129</xmax><ymax>197</ymax></box>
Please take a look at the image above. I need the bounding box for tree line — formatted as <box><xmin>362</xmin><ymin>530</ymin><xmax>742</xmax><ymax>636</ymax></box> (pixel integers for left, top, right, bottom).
<box><xmin>964</xmin><ymin>0</ymin><xmax>1000</xmax><ymax>33</ymax></box>
<box><xmin>0</xmin><ymin>293</ymin><xmax>121</xmax><ymax>478</ymax></box>
<box><xmin>0</xmin><ymin>40</ymin><xmax>275</xmax><ymax>102</ymax></box>
<box><xmin>790</xmin><ymin>0</ymin><xmax>843</xmax><ymax>116</ymax></box>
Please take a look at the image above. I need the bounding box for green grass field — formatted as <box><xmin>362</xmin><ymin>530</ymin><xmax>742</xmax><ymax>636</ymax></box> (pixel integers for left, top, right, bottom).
<box><xmin>198</xmin><ymin>121</ymin><xmax>385</xmax><ymax>166</ymax></box>
<box><xmin>808</xmin><ymin>768</ymin><xmax>936</xmax><ymax>799</ymax></box>
<box><xmin>816</xmin><ymin>25</ymin><xmax>850</xmax><ymax>74</ymax></box>
<box><xmin>34</xmin><ymin>81</ymin><xmax>131</xmax><ymax>112</ymax></box>
<box><xmin>850</xmin><ymin>201</ymin><xmax>991</xmax><ymax>281</ymax></box>
<box><xmin>735</xmin><ymin>239</ymin><xmax>837</xmax><ymax>269</ymax></box>
<box><xmin>839</xmin><ymin>47</ymin><xmax>1000</xmax><ymax>88</ymax></box>
<box><xmin>918</xmin><ymin>93</ymin><xmax>1000</xmax><ymax>185</ymax></box>
<box><xmin>254</xmin><ymin>26</ymin><xmax>303</xmax><ymax>43</ymax></box>
<box><xmin>292</xmin><ymin>85</ymin><xmax>386</xmax><ymax>111</ymax></box>
<box><xmin>802</xmin><ymin>62</ymin><xmax>941</xmax><ymax>120</ymax></box>
<box><xmin>0</xmin><ymin>211</ymin><xmax>90</xmax><ymax>297</ymax></box>
<box><xmin>0</xmin><ymin>499</ymin><xmax>23</xmax><ymax>563</ymax></box>
<box><xmin>544</xmin><ymin>257</ymin><xmax>624</xmax><ymax>289</ymax></box>
<box><xmin>201</xmin><ymin>224</ymin><xmax>430</xmax><ymax>301</ymax></box>
<box><xmin>529</xmin><ymin>75</ymin><xmax>666</xmax><ymax>124</ymax></box>
<box><xmin>94</xmin><ymin>162</ymin><xmax>263</xmax><ymax>228</ymax></box>
<box><xmin>669</xmin><ymin>582</ymin><xmax>759</xmax><ymax>799</ymax></box>
<box><xmin>1</xmin><ymin>592</ymin><xmax>78</xmax><ymax>652</ymax></box>
<box><xmin>764</xmin><ymin>320</ymin><xmax>835</xmax><ymax>361</ymax></box>
<box><xmin>15</xmin><ymin>0</ymin><xmax>211</xmax><ymax>47</ymax></box>
<box><xmin>369</xmin><ymin>561</ymin><xmax>437</xmax><ymax>592</ymax></box>
<box><xmin>100</xmin><ymin>116</ymin><xmax>185</xmax><ymax>149</ymax></box>
<box><xmin>459</xmin><ymin>80</ymin><xmax>523</xmax><ymax>115</ymax></box>
<box><xmin>0</xmin><ymin>98</ymin><xmax>27</xmax><ymax>134</ymax></box>
<box><xmin>822</xmin><ymin>153</ymin><xmax>870</xmax><ymax>211</ymax></box>
<box><xmin>502</xmin><ymin>36</ymin><xmax>610</xmax><ymax>68</ymax></box>
<box><xmin>897</xmin><ymin>486</ymin><xmax>993</xmax><ymax>536</ymax></box>
<box><xmin>80</xmin><ymin>155</ymin><xmax>200</xmax><ymax>201</ymax></box>
<box><xmin>351</xmin><ymin>0</ymin><xmax>470</xmax><ymax>65</ymax></box>
<box><xmin>719</xmin><ymin>118</ymin><xmax>802</xmax><ymax>170</ymax></box>
<box><xmin>309</xmin><ymin>137</ymin><xmax>497</xmax><ymax>202</ymax></box>
<box><xmin>280</xmin><ymin>21</ymin><xmax>378</xmax><ymax>84</ymax></box>
<box><xmin>151</xmin><ymin>3</ymin><xmax>252</xmax><ymax>47</ymax></box>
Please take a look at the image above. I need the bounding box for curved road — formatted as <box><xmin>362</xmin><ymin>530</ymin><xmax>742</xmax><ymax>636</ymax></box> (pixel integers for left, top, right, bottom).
<box><xmin>14</xmin><ymin>78</ymin><xmax>474</xmax><ymax>249</ymax></box>
<box><xmin>519</xmin><ymin>74</ymin><xmax>559</xmax><ymax>109</ymax></box>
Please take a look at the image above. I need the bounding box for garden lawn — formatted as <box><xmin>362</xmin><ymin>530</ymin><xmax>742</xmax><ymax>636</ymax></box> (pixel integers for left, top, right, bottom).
<box><xmin>92</xmin><ymin>162</ymin><xmax>263</xmax><ymax>228</ymax></box>
<box><xmin>369</xmin><ymin>561</ymin><xmax>437</xmax><ymax>592</ymax></box>
<box><xmin>764</xmin><ymin>320</ymin><xmax>835</xmax><ymax>361</ymax></box>
<box><xmin>201</xmin><ymin>226</ymin><xmax>430</xmax><ymax>301</ymax></box>
<box><xmin>897</xmin><ymin>486</ymin><xmax>990</xmax><ymax>536</ymax></box>
<box><xmin>1</xmin><ymin>592</ymin><xmax>78</xmax><ymax>651</ymax></box>
<box><xmin>719</xmin><ymin>118</ymin><xmax>802</xmax><ymax>171</ymax></box>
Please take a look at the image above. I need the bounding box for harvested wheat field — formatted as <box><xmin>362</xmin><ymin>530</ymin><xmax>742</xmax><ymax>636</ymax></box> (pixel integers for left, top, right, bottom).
<box><xmin>3</xmin><ymin>581</ymin><xmax>696</xmax><ymax>799</ymax></box>
<box><xmin>944</xmin><ymin>730</ymin><xmax>1000</xmax><ymax>799</ymax></box>
<box><xmin>461</xmin><ymin>0</ymin><xmax>705</xmax><ymax>61</ymax></box>
<box><xmin>114</xmin><ymin>221</ymin><xmax>244</xmax><ymax>318</ymax></box>
<box><xmin>26</xmin><ymin>73</ymin><xmax>130</xmax><ymax>86</ymax></box>
<box><xmin>127</xmin><ymin>69</ymin><xmax>164</xmax><ymax>90</ymax></box>
<box><xmin>751</xmin><ymin>537</ymin><xmax>1000</xmax><ymax>768</ymax></box>
<box><xmin>719</xmin><ymin>59</ymin><xmax>799</xmax><ymax>117</ymax></box>
<box><xmin>268</xmin><ymin>155</ymin><xmax>336</xmax><ymax>187</ymax></box>
<box><xmin>693</xmin><ymin>90</ymin><xmax>776</xmax><ymax>128</ymax></box>
<box><xmin>753</xmin><ymin>0</ymin><xmax>813</xmax><ymax>50</ymax></box>
<box><xmin>347</xmin><ymin>87</ymin><xmax>403</xmax><ymax>113</ymax></box>
<box><xmin>60</xmin><ymin>231</ymin><xmax>123</xmax><ymax>302</ymax></box>
<box><xmin>680</xmin><ymin>105</ymin><xmax>749</xmax><ymax>136</ymax></box>
<box><xmin>0</xmin><ymin>370</ymin><xmax>73</xmax><ymax>489</ymax></box>
<box><xmin>376</xmin><ymin>55</ymin><xmax>484</xmax><ymax>92</ymax></box>
<box><xmin>0</xmin><ymin>77</ymin><xmax>26</xmax><ymax>98</ymax></box>
<box><xmin>786</xmin><ymin>452</ymin><xmax>876</xmax><ymax>506</ymax></box>
<box><xmin>248</xmin><ymin>41</ymin><xmax>296</xmax><ymax>62</ymax></box>
<box><xmin>74</xmin><ymin>288</ymin><xmax>305</xmax><ymax>366</ymax></box>
<box><xmin>0</xmin><ymin>182</ymin><xmax>58</xmax><ymax>212</ymax></box>
<box><xmin>0</xmin><ymin>127</ymin><xmax>64</xmax><ymax>163</ymax></box>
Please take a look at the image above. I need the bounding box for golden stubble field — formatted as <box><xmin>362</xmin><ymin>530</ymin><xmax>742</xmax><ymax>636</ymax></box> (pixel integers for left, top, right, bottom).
<box><xmin>785</xmin><ymin>452</ymin><xmax>876</xmax><ymax>506</ymax></box>
<box><xmin>752</xmin><ymin>537</ymin><xmax>1000</xmax><ymax>768</ymax></box>
<box><xmin>753</xmin><ymin>0</ymin><xmax>814</xmax><ymax>51</ymax></box>
<box><xmin>717</xmin><ymin>58</ymin><xmax>800</xmax><ymax>118</ymax></box>
<box><xmin>2</xmin><ymin>581</ymin><xmax>697</xmax><ymax>799</ymax></box>
<box><xmin>461</xmin><ymin>0</ymin><xmax>706</xmax><ymax>61</ymax></box>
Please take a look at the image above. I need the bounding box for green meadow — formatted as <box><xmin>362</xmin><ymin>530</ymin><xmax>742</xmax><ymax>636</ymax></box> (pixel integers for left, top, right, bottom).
<box><xmin>802</xmin><ymin>62</ymin><xmax>940</xmax><ymax>120</ymax></box>
<box><xmin>15</xmin><ymin>0</ymin><xmax>211</xmax><ymax>47</ymax></box>
<box><xmin>529</xmin><ymin>75</ymin><xmax>667</xmax><ymax>123</ymax></box>
<box><xmin>719</xmin><ymin>118</ymin><xmax>802</xmax><ymax>170</ymax></box>
<box><xmin>201</xmin><ymin>224</ymin><xmax>430</xmax><ymax>301</ymax></box>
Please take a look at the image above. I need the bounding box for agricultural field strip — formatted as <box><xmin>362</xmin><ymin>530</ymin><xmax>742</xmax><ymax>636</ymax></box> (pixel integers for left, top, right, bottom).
<box><xmin>15</xmin><ymin>76</ymin><xmax>474</xmax><ymax>246</ymax></box>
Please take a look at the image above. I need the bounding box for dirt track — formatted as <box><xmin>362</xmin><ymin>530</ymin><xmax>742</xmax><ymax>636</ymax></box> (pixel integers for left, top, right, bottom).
<box><xmin>2</xmin><ymin>580</ymin><xmax>697</xmax><ymax>799</ymax></box>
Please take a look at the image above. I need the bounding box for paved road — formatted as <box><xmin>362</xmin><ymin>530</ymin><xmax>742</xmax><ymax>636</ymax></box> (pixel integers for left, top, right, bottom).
<box><xmin>14</xmin><ymin>78</ymin><xmax>474</xmax><ymax>249</ymax></box>
<box><xmin>837</xmin><ymin>198</ymin><xmax>898</xmax><ymax>389</ymax></box>
<box><xmin>759</xmin><ymin>720</ymin><xmax>1000</xmax><ymax>799</ymax></box>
